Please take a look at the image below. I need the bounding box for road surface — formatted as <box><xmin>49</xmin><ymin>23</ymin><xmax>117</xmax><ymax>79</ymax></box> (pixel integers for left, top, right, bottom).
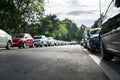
<box><xmin>0</xmin><ymin>45</ymin><xmax>118</xmax><ymax>80</ymax></box>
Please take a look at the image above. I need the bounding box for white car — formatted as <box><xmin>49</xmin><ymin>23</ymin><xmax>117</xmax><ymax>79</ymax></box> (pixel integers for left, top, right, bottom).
<box><xmin>34</xmin><ymin>35</ymin><xmax>48</xmax><ymax>47</ymax></box>
<box><xmin>47</xmin><ymin>37</ymin><xmax>55</xmax><ymax>46</ymax></box>
<box><xmin>0</xmin><ymin>29</ymin><xmax>13</xmax><ymax>49</ymax></box>
<box><xmin>70</xmin><ymin>40</ymin><xmax>76</xmax><ymax>45</ymax></box>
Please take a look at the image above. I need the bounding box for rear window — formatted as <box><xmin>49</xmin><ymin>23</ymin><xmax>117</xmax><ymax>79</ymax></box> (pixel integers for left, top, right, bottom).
<box><xmin>13</xmin><ymin>34</ymin><xmax>24</xmax><ymax>38</ymax></box>
<box><xmin>90</xmin><ymin>30</ymin><xmax>99</xmax><ymax>35</ymax></box>
<box><xmin>34</xmin><ymin>36</ymin><xmax>42</xmax><ymax>39</ymax></box>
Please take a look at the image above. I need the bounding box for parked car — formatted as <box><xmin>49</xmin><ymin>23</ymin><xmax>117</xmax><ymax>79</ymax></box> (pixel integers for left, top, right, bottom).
<box><xmin>12</xmin><ymin>33</ymin><xmax>34</xmax><ymax>48</ymax></box>
<box><xmin>70</xmin><ymin>40</ymin><xmax>76</xmax><ymax>45</ymax></box>
<box><xmin>99</xmin><ymin>0</ymin><xmax>120</xmax><ymax>60</ymax></box>
<box><xmin>54</xmin><ymin>39</ymin><xmax>59</xmax><ymax>46</ymax></box>
<box><xmin>47</xmin><ymin>37</ymin><xmax>55</xmax><ymax>46</ymax></box>
<box><xmin>34</xmin><ymin>35</ymin><xmax>48</xmax><ymax>47</ymax></box>
<box><xmin>87</xmin><ymin>28</ymin><xmax>101</xmax><ymax>52</ymax></box>
<box><xmin>83</xmin><ymin>36</ymin><xmax>88</xmax><ymax>48</ymax></box>
<box><xmin>80</xmin><ymin>39</ymin><xmax>84</xmax><ymax>46</ymax></box>
<box><xmin>0</xmin><ymin>29</ymin><xmax>13</xmax><ymax>49</ymax></box>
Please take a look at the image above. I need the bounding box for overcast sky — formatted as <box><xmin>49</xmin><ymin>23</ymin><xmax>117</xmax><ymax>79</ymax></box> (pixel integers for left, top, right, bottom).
<box><xmin>45</xmin><ymin>0</ymin><xmax>111</xmax><ymax>27</ymax></box>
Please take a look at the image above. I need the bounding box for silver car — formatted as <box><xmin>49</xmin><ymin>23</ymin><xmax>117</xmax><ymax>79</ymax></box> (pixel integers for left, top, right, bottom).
<box><xmin>99</xmin><ymin>0</ymin><xmax>120</xmax><ymax>60</ymax></box>
<box><xmin>34</xmin><ymin>35</ymin><xmax>48</xmax><ymax>47</ymax></box>
<box><xmin>0</xmin><ymin>29</ymin><xmax>13</xmax><ymax>49</ymax></box>
<box><xmin>47</xmin><ymin>37</ymin><xmax>55</xmax><ymax>46</ymax></box>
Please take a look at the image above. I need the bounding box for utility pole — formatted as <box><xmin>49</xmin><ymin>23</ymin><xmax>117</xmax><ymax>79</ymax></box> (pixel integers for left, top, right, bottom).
<box><xmin>98</xmin><ymin>0</ymin><xmax>102</xmax><ymax>27</ymax></box>
<box><xmin>99</xmin><ymin>0</ymin><xmax>101</xmax><ymax>17</ymax></box>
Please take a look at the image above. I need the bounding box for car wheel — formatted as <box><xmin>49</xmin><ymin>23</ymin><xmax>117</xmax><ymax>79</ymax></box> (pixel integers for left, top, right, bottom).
<box><xmin>90</xmin><ymin>46</ymin><xmax>95</xmax><ymax>52</ymax></box>
<box><xmin>45</xmin><ymin>44</ymin><xmax>48</xmax><ymax>47</ymax></box>
<box><xmin>100</xmin><ymin>39</ymin><xmax>113</xmax><ymax>60</ymax></box>
<box><xmin>35</xmin><ymin>45</ymin><xmax>38</xmax><ymax>47</ymax></box>
<box><xmin>6</xmin><ymin>41</ymin><xmax>12</xmax><ymax>50</ymax></box>
<box><xmin>23</xmin><ymin>42</ymin><xmax>27</xmax><ymax>48</ymax></box>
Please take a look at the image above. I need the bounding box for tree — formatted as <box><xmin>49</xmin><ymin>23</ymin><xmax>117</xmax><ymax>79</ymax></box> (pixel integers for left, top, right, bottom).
<box><xmin>62</xmin><ymin>19</ymin><xmax>79</xmax><ymax>41</ymax></box>
<box><xmin>39</xmin><ymin>15</ymin><xmax>60</xmax><ymax>37</ymax></box>
<box><xmin>55</xmin><ymin>23</ymin><xmax>68</xmax><ymax>40</ymax></box>
<box><xmin>0</xmin><ymin>0</ymin><xmax>44</xmax><ymax>34</ymax></box>
<box><xmin>78</xmin><ymin>25</ymin><xmax>87</xmax><ymax>42</ymax></box>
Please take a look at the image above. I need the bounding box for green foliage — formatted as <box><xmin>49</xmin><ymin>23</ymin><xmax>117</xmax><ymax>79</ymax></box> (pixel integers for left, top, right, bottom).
<box><xmin>0</xmin><ymin>0</ymin><xmax>44</xmax><ymax>34</ymax></box>
<box><xmin>91</xmin><ymin>21</ymin><xmax>99</xmax><ymax>28</ymax></box>
<box><xmin>55</xmin><ymin>23</ymin><xmax>68</xmax><ymax>40</ymax></box>
<box><xmin>62</xmin><ymin>19</ymin><xmax>79</xmax><ymax>41</ymax></box>
<box><xmin>0</xmin><ymin>0</ymin><xmax>88</xmax><ymax>42</ymax></box>
<box><xmin>78</xmin><ymin>25</ymin><xmax>87</xmax><ymax>42</ymax></box>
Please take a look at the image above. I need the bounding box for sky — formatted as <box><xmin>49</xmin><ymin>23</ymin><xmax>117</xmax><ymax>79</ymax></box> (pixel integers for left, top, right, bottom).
<box><xmin>44</xmin><ymin>0</ymin><xmax>111</xmax><ymax>27</ymax></box>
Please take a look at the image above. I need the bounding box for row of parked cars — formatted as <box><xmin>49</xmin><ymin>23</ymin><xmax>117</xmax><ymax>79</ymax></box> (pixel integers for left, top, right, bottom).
<box><xmin>0</xmin><ymin>29</ymin><xmax>71</xmax><ymax>50</ymax></box>
<box><xmin>81</xmin><ymin>0</ymin><xmax>120</xmax><ymax>61</ymax></box>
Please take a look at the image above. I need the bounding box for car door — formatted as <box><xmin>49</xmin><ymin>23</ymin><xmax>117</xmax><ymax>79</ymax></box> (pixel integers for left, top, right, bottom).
<box><xmin>107</xmin><ymin>14</ymin><xmax>120</xmax><ymax>52</ymax></box>
<box><xmin>100</xmin><ymin>20</ymin><xmax>111</xmax><ymax>50</ymax></box>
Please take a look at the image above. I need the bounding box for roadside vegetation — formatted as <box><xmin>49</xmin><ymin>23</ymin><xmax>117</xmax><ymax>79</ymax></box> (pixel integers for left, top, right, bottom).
<box><xmin>0</xmin><ymin>0</ymin><xmax>88</xmax><ymax>43</ymax></box>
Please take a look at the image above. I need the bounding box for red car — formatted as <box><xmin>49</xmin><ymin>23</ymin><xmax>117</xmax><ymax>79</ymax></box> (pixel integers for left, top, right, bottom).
<box><xmin>12</xmin><ymin>33</ymin><xmax>34</xmax><ymax>48</ymax></box>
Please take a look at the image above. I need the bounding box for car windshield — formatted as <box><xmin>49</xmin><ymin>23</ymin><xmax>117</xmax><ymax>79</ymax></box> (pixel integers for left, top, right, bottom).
<box><xmin>34</xmin><ymin>36</ymin><xmax>42</xmax><ymax>39</ymax></box>
<box><xmin>90</xmin><ymin>30</ymin><xmax>99</xmax><ymax>35</ymax></box>
<box><xmin>13</xmin><ymin>34</ymin><xmax>24</xmax><ymax>38</ymax></box>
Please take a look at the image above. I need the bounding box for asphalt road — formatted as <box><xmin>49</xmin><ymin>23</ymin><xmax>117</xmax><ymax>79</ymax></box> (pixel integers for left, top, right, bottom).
<box><xmin>0</xmin><ymin>45</ymin><xmax>114</xmax><ymax>80</ymax></box>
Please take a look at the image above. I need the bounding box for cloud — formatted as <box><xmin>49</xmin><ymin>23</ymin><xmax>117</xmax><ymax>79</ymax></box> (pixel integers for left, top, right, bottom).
<box><xmin>67</xmin><ymin>10</ymin><xmax>97</xmax><ymax>16</ymax></box>
<box><xmin>45</xmin><ymin>0</ymin><xmax>111</xmax><ymax>27</ymax></box>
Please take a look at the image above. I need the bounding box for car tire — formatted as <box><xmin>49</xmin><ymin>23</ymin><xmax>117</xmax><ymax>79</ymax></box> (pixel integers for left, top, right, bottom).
<box><xmin>90</xmin><ymin>48</ymin><xmax>95</xmax><ymax>52</ymax></box>
<box><xmin>35</xmin><ymin>45</ymin><xmax>39</xmax><ymax>47</ymax></box>
<box><xmin>100</xmin><ymin>39</ymin><xmax>114</xmax><ymax>60</ymax></box>
<box><xmin>6</xmin><ymin>41</ymin><xmax>12</xmax><ymax>50</ymax></box>
<box><xmin>45</xmin><ymin>44</ymin><xmax>48</xmax><ymax>47</ymax></box>
<box><xmin>40</xmin><ymin>44</ymin><xmax>43</xmax><ymax>47</ymax></box>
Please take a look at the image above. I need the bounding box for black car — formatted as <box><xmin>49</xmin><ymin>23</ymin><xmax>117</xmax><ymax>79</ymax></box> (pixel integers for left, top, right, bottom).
<box><xmin>99</xmin><ymin>0</ymin><xmax>120</xmax><ymax>60</ymax></box>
